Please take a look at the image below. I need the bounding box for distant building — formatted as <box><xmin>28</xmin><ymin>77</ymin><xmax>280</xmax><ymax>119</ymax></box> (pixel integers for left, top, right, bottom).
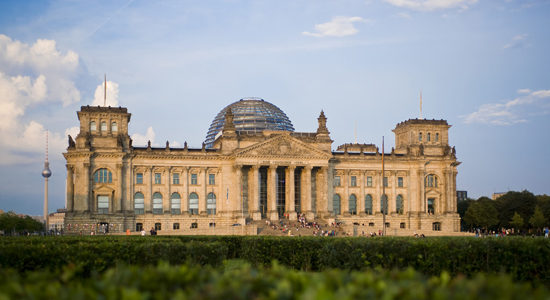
<box><xmin>456</xmin><ymin>190</ymin><xmax>467</xmax><ymax>202</ymax></box>
<box><xmin>492</xmin><ymin>192</ymin><xmax>506</xmax><ymax>200</ymax></box>
<box><xmin>49</xmin><ymin>208</ymin><xmax>66</xmax><ymax>231</ymax></box>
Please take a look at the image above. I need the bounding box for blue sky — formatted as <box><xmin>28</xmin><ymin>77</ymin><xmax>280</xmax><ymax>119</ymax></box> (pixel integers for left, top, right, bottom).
<box><xmin>0</xmin><ymin>0</ymin><xmax>549</xmax><ymax>215</ymax></box>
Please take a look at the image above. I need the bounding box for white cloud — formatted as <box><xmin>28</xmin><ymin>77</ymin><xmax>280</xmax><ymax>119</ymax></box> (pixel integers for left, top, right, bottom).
<box><xmin>461</xmin><ymin>89</ymin><xmax>550</xmax><ymax>125</ymax></box>
<box><xmin>0</xmin><ymin>35</ymin><xmax>83</xmax><ymax>165</ymax></box>
<box><xmin>131</xmin><ymin>127</ymin><xmax>158</xmax><ymax>147</ymax></box>
<box><xmin>303</xmin><ymin>16</ymin><xmax>370</xmax><ymax>38</ymax></box>
<box><xmin>91</xmin><ymin>80</ymin><xmax>120</xmax><ymax>106</ymax></box>
<box><xmin>383</xmin><ymin>0</ymin><xmax>478</xmax><ymax>12</ymax></box>
<box><xmin>503</xmin><ymin>34</ymin><xmax>528</xmax><ymax>50</ymax></box>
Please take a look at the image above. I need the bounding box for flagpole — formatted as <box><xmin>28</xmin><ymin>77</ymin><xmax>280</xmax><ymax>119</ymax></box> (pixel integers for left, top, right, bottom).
<box><xmin>382</xmin><ymin>136</ymin><xmax>386</xmax><ymax>236</ymax></box>
<box><xmin>104</xmin><ymin>74</ymin><xmax>107</xmax><ymax>107</ymax></box>
<box><xmin>420</xmin><ymin>90</ymin><xmax>422</xmax><ymax>119</ymax></box>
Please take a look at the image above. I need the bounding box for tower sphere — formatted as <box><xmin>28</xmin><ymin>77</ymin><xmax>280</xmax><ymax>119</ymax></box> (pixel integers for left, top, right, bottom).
<box><xmin>205</xmin><ymin>97</ymin><xmax>294</xmax><ymax>147</ymax></box>
<box><xmin>42</xmin><ymin>162</ymin><xmax>51</xmax><ymax>178</ymax></box>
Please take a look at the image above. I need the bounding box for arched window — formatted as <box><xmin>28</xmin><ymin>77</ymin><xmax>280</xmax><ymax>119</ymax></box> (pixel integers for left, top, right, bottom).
<box><xmin>435</xmin><ymin>133</ymin><xmax>439</xmax><ymax>142</ymax></box>
<box><xmin>94</xmin><ymin>169</ymin><xmax>112</xmax><ymax>183</ymax></box>
<box><xmin>153</xmin><ymin>192</ymin><xmax>163</xmax><ymax>215</ymax></box>
<box><xmin>427</xmin><ymin>133</ymin><xmax>431</xmax><ymax>141</ymax></box>
<box><xmin>380</xmin><ymin>194</ymin><xmax>388</xmax><ymax>214</ymax></box>
<box><xmin>134</xmin><ymin>192</ymin><xmax>144</xmax><ymax>215</ymax></box>
<box><xmin>90</xmin><ymin>121</ymin><xmax>97</xmax><ymax>131</ymax></box>
<box><xmin>111</xmin><ymin>122</ymin><xmax>118</xmax><ymax>132</ymax></box>
<box><xmin>101</xmin><ymin>121</ymin><xmax>107</xmax><ymax>132</ymax></box>
<box><xmin>419</xmin><ymin>133</ymin><xmax>422</xmax><ymax>141</ymax></box>
<box><xmin>396</xmin><ymin>195</ymin><xmax>404</xmax><ymax>214</ymax></box>
<box><xmin>365</xmin><ymin>194</ymin><xmax>373</xmax><ymax>215</ymax></box>
<box><xmin>97</xmin><ymin>195</ymin><xmax>109</xmax><ymax>214</ymax></box>
<box><xmin>171</xmin><ymin>193</ymin><xmax>181</xmax><ymax>215</ymax></box>
<box><xmin>425</xmin><ymin>174</ymin><xmax>438</xmax><ymax>187</ymax></box>
<box><xmin>189</xmin><ymin>193</ymin><xmax>199</xmax><ymax>215</ymax></box>
<box><xmin>207</xmin><ymin>193</ymin><xmax>216</xmax><ymax>215</ymax></box>
<box><xmin>349</xmin><ymin>194</ymin><xmax>357</xmax><ymax>215</ymax></box>
<box><xmin>333</xmin><ymin>194</ymin><xmax>341</xmax><ymax>216</ymax></box>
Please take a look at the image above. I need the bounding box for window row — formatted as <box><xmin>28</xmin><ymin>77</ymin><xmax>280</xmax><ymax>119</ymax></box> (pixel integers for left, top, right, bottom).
<box><xmin>418</xmin><ymin>132</ymin><xmax>439</xmax><ymax>142</ymax></box>
<box><xmin>90</xmin><ymin>121</ymin><xmax>118</xmax><ymax>132</ymax></box>
<box><xmin>332</xmin><ymin>194</ymin><xmax>404</xmax><ymax>215</ymax></box>
<box><xmin>135</xmin><ymin>222</ymin><xmax>215</xmax><ymax>231</ymax></box>
<box><xmin>334</xmin><ymin>176</ymin><xmax>404</xmax><ymax>188</ymax></box>
<box><xmin>136</xmin><ymin>173</ymin><xmax>215</xmax><ymax>185</ymax></box>
<box><xmin>133</xmin><ymin>192</ymin><xmax>217</xmax><ymax>215</ymax></box>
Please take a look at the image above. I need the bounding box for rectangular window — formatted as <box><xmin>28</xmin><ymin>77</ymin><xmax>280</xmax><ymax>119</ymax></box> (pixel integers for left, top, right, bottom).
<box><xmin>383</xmin><ymin>177</ymin><xmax>388</xmax><ymax>187</ymax></box>
<box><xmin>136</xmin><ymin>223</ymin><xmax>143</xmax><ymax>232</ymax></box>
<box><xmin>350</xmin><ymin>176</ymin><xmax>357</xmax><ymax>187</ymax></box>
<box><xmin>173</xmin><ymin>173</ymin><xmax>179</xmax><ymax>184</ymax></box>
<box><xmin>191</xmin><ymin>223</ymin><xmax>198</xmax><ymax>228</ymax></box>
<box><xmin>435</xmin><ymin>133</ymin><xmax>439</xmax><ymax>142</ymax></box>
<box><xmin>173</xmin><ymin>223</ymin><xmax>180</xmax><ymax>230</ymax></box>
<box><xmin>367</xmin><ymin>176</ymin><xmax>372</xmax><ymax>187</ymax></box>
<box><xmin>428</xmin><ymin>198</ymin><xmax>435</xmax><ymax>214</ymax></box>
<box><xmin>97</xmin><ymin>196</ymin><xmax>109</xmax><ymax>214</ymax></box>
<box><xmin>155</xmin><ymin>223</ymin><xmax>162</xmax><ymax>231</ymax></box>
<box><xmin>191</xmin><ymin>174</ymin><xmax>197</xmax><ymax>185</ymax></box>
<box><xmin>136</xmin><ymin>173</ymin><xmax>143</xmax><ymax>184</ymax></box>
<box><xmin>398</xmin><ymin>177</ymin><xmax>403</xmax><ymax>187</ymax></box>
<box><xmin>209</xmin><ymin>223</ymin><xmax>216</xmax><ymax>227</ymax></box>
<box><xmin>154</xmin><ymin>173</ymin><xmax>161</xmax><ymax>184</ymax></box>
<box><xmin>208</xmin><ymin>174</ymin><xmax>215</xmax><ymax>185</ymax></box>
<box><xmin>334</xmin><ymin>176</ymin><xmax>341</xmax><ymax>187</ymax></box>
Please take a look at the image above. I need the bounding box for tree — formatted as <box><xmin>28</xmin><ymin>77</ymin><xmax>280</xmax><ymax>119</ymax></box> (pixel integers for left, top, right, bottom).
<box><xmin>463</xmin><ymin>198</ymin><xmax>499</xmax><ymax>231</ymax></box>
<box><xmin>495</xmin><ymin>191</ymin><xmax>537</xmax><ymax>229</ymax></box>
<box><xmin>457</xmin><ymin>198</ymin><xmax>475</xmax><ymax>230</ymax></box>
<box><xmin>0</xmin><ymin>211</ymin><xmax>44</xmax><ymax>235</ymax></box>
<box><xmin>529</xmin><ymin>206</ymin><xmax>547</xmax><ymax>231</ymax></box>
<box><xmin>509</xmin><ymin>211</ymin><xmax>524</xmax><ymax>232</ymax></box>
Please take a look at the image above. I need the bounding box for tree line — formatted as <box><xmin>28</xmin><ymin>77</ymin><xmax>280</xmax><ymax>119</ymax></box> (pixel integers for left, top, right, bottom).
<box><xmin>0</xmin><ymin>211</ymin><xmax>45</xmax><ymax>235</ymax></box>
<box><xmin>457</xmin><ymin>190</ymin><xmax>550</xmax><ymax>232</ymax></box>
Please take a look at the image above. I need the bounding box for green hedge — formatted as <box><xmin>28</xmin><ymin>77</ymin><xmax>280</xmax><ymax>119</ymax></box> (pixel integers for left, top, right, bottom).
<box><xmin>2</xmin><ymin>236</ymin><xmax>550</xmax><ymax>286</ymax></box>
<box><xmin>1</xmin><ymin>262</ymin><xmax>549</xmax><ymax>300</ymax></box>
<box><xmin>0</xmin><ymin>238</ymin><xmax>227</xmax><ymax>274</ymax></box>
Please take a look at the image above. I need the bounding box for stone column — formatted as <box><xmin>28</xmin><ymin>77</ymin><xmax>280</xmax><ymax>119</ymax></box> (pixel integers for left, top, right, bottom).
<box><xmin>317</xmin><ymin>166</ymin><xmax>329</xmax><ymax>218</ymax></box>
<box><xmin>235</xmin><ymin>165</ymin><xmax>243</xmax><ymax>217</ymax></box>
<box><xmin>200</xmin><ymin>167</ymin><xmax>207</xmax><ymax>216</ymax></box>
<box><xmin>286</xmin><ymin>166</ymin><xmax>297</xmax><ymax>220</ymax></box>
<box><xmin>249</xmin><ymin>165</ymin><xmax>261</xmax><ymax>220</ymax></box>
<box><xmin>182</xmin><ymin>167</ymin><xmax>189</xmax><ymax>215</ymax></box>
<box><xmin>375</xmin><ymin>171</ymin><xmax>381</xmax><ymax>214</ymax></box>
<box><xmin>146</xmin><ymin>167</ymin><xmax>152</xmax><ymax>214</ymax></box>
<box><xmin>164</xmin><ymin>166</ymin><xmax>171</xmax><ymax>214</ymax></box>
<box><xmin>391</xmin><ymin>171</ymin><xmax>396</xmax><ymax>213</ymax></box>
<box><xmin>83</xmin><ymin>163</ymin><xmax>90</xmax><ymax>213</ymax></box>
<box><xmin>359</xmin><ymin>170</ymin><xmax>366</xmax><ymax>216</ymax></box>
<box><xmin>343</xmin><ymin>170</ymin><xmax>350</xmax><ymax>216</ymax></box>
<box><xmin>452</xmin><ymin>171</ymin><xmax>458</xmax><ymax>212</ymax></box>
<box><xmin>116</xmin><ymin>163</ymin><xmax>123</xmax><ymax>213</ymax></box>
<box><xmin>66</xmin><ymin>164</ymin><xmax>74</xmax><ymax>212</ymax></box>
<box><xmin>268</xmin><ymin>164</ymin><xmax>278</xmax><ymax>220</ymax></box>
<box><xmin>419</xmin><ymin>169</ymin><xmax>425</xmax><ymax>213</ymax></box>
<box><xmin>304</xmin><ymin>165</ymin><xmax>314</xmax><ymax>219</ymax></box>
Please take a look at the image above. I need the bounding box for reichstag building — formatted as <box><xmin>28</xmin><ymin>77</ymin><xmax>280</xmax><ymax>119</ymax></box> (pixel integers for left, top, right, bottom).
<box><xmin>63</xmin><ymin>97</ymin><xmax>461</xmax><ymax>233</ymax></box>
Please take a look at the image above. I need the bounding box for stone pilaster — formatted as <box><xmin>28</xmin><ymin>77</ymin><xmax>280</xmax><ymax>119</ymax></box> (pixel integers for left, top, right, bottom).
<box><xmin>304</xmin><ymin>165</ymin><xmax>314</xmax><ymax>219</ymax></box>
<box><xmin>286</xmin><ymin>165</ymin><xmax>297</xmax><ymax>220</ymax></box>
<box><xmin>250</xmin><ymin>165</ymin><xmax>261</xmax><ymax>220</ymax></box>
<box><xmin>66</xmin><ymin>164</ymin><xmax>74</xmax><ymax>212</ymax></box>
<box><xmin>268</xmin><ymin>164</ymin><xmax>278</xmax><ymax>220</ymax></box>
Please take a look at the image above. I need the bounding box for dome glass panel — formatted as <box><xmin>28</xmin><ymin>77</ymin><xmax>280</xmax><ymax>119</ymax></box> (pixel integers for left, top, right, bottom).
<box><xmin>205</xmin><ymin>97</ymin><xmax>294</xmax><ymax>148</ymax></box>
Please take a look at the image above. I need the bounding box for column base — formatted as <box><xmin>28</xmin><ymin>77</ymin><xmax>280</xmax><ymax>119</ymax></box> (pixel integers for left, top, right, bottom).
<box><xmin>252</xmin><ymin>211</ymin><xmax>262</xmax><ymax>220</ymax></box>
<box><xmin>269</xmin><ymin>210</ymin><xmax>279</xmax><ymax>221</ymax></box>
<box><xmin>305</xmin><ymin>211</ymin><xmax>315</xmax><ymax>220</ymax></box>
<box><xmin>287</xmin><ymin>211</ymin><xmax>297</xmax><ymax>220</ymax></box>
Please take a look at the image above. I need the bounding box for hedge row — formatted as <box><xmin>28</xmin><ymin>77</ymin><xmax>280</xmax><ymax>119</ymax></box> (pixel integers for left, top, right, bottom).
<box><xmin>0</xmin><ymin>238</ymin><xmax>227</xmax><ymax>274</ymax></box>
<box><xmin>1</xmin><ymin>262</ymin><xmax>549</xmax><ymax>300</ymax></box>
<box><xmin>2</xmin><ymin>236</ymin><xmax>549</xmax><ymax>285</ymax></box>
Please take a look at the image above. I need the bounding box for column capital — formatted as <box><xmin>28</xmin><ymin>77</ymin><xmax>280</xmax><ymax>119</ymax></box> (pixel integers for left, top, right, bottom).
<box><xmin>182</xmin><ymin>166</ymin><xmax>189</xmax><ymax>171</ymax></box>
<box><xmin>320</xmin><ymin>166</ymin><xmax>329</xmax><ymax>172</ymax></box>
<box><xmin>251</xmin><ymin>164</ymin><xmax>260</xmax><ymax>171</ymax></box>
<box><xmin>233</xmin><ymin>164</ymin><xmax>243</xmax><ymax>171</ymax></box>
<box><xmin>269</xmin><ymin>164</ymin><xmax>278</xmax><ymax>170</ymax></box>
<box><xmin>83</xmin><ymin>162</ymin><xmax>90</xmax><ymax>169</ymax></box>
<box><xmin>304</xmin><ymin>165</ymin><xmax>313</xmax><ymax>171</ymax></box>
<box><xmin>117</xmin><ymin>163</ymin><xmax>124</xmax><ymax>170</ymax></box>
<box><xmin>287</xmin><ymin>165</ymin><xmax>296</xmax><ymax>171</ymax></box>
<box><xmin>66</xmin><ymin>164</ymin><xmax>74</xmax><ymax>172</ymax></box>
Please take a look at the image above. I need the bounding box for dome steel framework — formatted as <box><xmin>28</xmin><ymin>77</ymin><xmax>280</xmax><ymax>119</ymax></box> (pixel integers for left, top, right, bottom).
<box><xmin>205</xmin><ymin>97</ymin><xmax>294</xmax><ymax>148</ymax></box>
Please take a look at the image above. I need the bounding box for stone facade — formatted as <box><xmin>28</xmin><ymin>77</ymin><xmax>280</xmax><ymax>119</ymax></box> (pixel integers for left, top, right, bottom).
<box><xmin>63</xmin><ymin>104</ymin><xmax>461</xmax><ymax>234</ymax></box>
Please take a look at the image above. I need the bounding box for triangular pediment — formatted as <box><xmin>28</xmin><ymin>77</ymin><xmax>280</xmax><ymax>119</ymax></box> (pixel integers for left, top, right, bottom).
<box><xmin>426</xmin><ymin>188</ymin><xmax>442</xmax><ymax>196</ymax></box>
<box><xmin>235</xmin><ymin>135</ymin><xmax>331</xmax><ymax>158</ymax></box>
<box><xmin>94</xmin><ymin>185</ymin><xmax>115</xmax><ymax>194</ymax></box>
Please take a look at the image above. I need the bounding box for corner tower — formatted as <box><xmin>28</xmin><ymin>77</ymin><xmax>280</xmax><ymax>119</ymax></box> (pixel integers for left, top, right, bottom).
<box><xmin>392</xmin><ymin>119</ymin><xmax>451</xmax><ymax>156</ymax></box>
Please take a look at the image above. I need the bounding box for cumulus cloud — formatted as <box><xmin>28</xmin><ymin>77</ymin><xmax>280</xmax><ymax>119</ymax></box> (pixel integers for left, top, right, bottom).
<box><xmin>131</xmin><ymin>127</ymin><xmax>158</xmax><ymax>147</ymax></box>
<box><xmin>503</xmin><ymin>34</ymin><xmax>528</xmax><ymax>49</ymax></box>
<box><xmin>461</xmin><ymin>89</ymin><xmax>550</xmax><ymax>125</ymax></box>
<box><xmin>303</xmin><ymin>16</ymin><xmax>370</xmax><ymax>37</ymax></box>
<box><xmin>0</xmin><ymin>35</ymin><xmax>82</xmax><ymax>165</ymax></box>
<box><xmin>91</xmin><ymin>80</ymin><xmax>120</xmax><ymax>107</ymax></box>
<box><xmin>383</xmin><ymin>0</ymin><xmax>478</xmax><ymax>12</ymax></box>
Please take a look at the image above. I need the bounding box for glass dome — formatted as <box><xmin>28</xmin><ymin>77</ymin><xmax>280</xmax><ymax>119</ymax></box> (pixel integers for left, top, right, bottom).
<box><xmin>205</xmin><ymin>97</ymin><xmax>295</xmax><ymax>148</ymax></box>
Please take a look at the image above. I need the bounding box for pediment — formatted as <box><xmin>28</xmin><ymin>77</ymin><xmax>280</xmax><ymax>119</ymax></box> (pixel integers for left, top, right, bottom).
<box><xmin>94</xmin><ymin>185</ymin><xmax>115</xmax><ymax>195</ymax></box>
<box><xmin>235</xmin><ymin>135</ymin><xmax>331</xmax><ymax>158</ymax></box>
<box><xmin>426</xmin><ymin>188</ymin><xmax>442</xmax><ymax>196</ymax></box>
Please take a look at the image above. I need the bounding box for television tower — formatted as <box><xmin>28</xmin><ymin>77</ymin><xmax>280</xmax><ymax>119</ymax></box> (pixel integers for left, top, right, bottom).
<box><xmin>42</xmin><ymin>130</ymin><xmax>52</xmax><ymax>232</ymax></box>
